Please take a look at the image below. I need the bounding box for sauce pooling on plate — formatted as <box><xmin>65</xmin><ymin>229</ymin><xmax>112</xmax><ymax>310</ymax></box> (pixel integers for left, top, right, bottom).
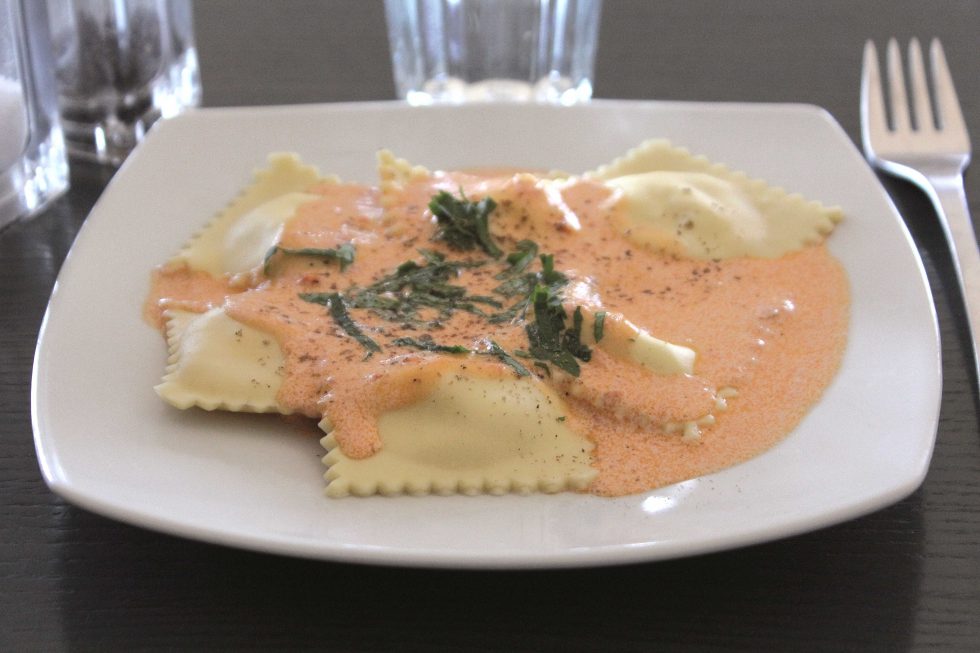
<box><xmin>146</xmin><ymin>141</ymin><xmax>849</xmax><ymax>497</ymax></box>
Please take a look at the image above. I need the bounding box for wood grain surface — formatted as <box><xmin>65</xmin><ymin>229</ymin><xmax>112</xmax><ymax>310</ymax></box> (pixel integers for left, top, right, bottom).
<box><xmin>2</xmin><ymin>1</ymin><xmax>978</xmax><ymax>650</ymax></box>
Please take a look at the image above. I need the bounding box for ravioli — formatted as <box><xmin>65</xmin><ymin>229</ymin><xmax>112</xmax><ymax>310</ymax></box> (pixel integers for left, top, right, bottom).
<box><xmin>377</xmin><ymin>149</ymin><xmax>431</xmax><ymax>209</ymax></box>
<box><xmin>588</xmin><ymin>139</ymin><xmax>843</xmax><ymax>259</ymax></box>
<box><xmin>171</xmin><ymin>153</ymin><xmax>333</xmax><ymax>285</ymax></box>
<box><xmin>321</xmin><ymin>370</ymin><xmax>596</xmax><ymax>497</ymax></box>
<box><xmin>146</xmin><ymin>142</ymin><xmax>850</xmax><ymax>499</ymax></box>
<box><xmin>155</xmin><ymin>307</ymin><xmax>288</xmax><ymax>413</ymax></box>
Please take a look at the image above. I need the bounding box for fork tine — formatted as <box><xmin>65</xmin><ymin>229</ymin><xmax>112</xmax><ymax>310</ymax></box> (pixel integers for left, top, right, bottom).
<box><xmin>906</xmin><ymin>38</ymin><xmax>933</xmax><ymax>131</ymax></box>
<box><xmin>886</xmin><ymin>38</ymin><xmax>911</xmax><ymax>132</ymax></box>
<box><xmin>929</xmin><ymin>38</ymin><xmax>970</xmax><ymax>137</ymax></box>
<box><xmin>860</xmin><ymin>40</ymin><xmax>887</xmax><ymax>143</ymax></box>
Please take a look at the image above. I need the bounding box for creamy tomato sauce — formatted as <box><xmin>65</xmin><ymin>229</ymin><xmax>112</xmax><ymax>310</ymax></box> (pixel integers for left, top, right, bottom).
<box><xmin>148</xmin><ymin>168</ymin><xmax>849</xmax><ymax>497</ymax></box>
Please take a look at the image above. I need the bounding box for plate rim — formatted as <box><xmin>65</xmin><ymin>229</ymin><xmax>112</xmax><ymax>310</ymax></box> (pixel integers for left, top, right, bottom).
<box><xmin>31</xmin><ymin>98</ymin><xmax>942</xmax><ymax>569</ymax></box>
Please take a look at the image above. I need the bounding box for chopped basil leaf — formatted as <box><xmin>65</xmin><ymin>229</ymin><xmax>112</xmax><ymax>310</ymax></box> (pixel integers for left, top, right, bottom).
<box><xmin>264</xmin><ymin>243</ymin><xmax>356</xmax><ymax>275</ymax></box>
<box><xmin>295</xmin><ymin>232</ymin><xmax>593</xmax><ymax>378</ymax></box>
<box><xmin>489</xmin><ymin>253</ymin><xmax>569</xmax><ymax>324</ymax></box>
<box><xmin>539</xmin><ymin>253</ymin><xmax>566</xmax><ymax>285</ymax></box>
<box><xmin>485</xmin><ymin>340</ymin><xmax>531</xmax><ymax>377</ymax></box>
<box><xmin>562</xmin><ymin>306</ymin><xmax>592</xmax><ymax>362</ymax></box>
<box><xmin>429</xmin><ymin>190</ymin><xmax>502</xmax><ymax>257</ymax></box>
<box><xmin>495</xmin><ymin>240</ymin><xmax>539</xmax><ymax>279</ymax></box>
<box><xmin>395</xmin><ymin>335</ymin><xmax>530</xmax><ymax>377</ymax></box>
<box><xmin>523</xmin><ymin>283</ymin><xmax>592</xmax><ymax>377</ymax></box>
<box><xmin>593</xmin><ymin>311</ymin><xmax>606</xmax><ymax>343</ymax></box>
<box><xmin>299</xmin><ymin>291</ymin><xmax>380</xmax><ymax>356</ymax></box>
<box><xmin>393</xmin><ymin>336</ymin><xmax>469</xmax><ymax>354</ymax></box>
<box><xmin>346</xmin><ymin>251</ymin><xmax>495</xmax><ymax>329</ymax></box>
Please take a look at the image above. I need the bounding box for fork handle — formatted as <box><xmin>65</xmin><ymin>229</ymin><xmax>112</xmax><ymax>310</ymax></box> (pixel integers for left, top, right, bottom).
<box><xmin>927</xmin><ymin>174</ymin><xmax>980</xmax><ymax>377</ymax></box>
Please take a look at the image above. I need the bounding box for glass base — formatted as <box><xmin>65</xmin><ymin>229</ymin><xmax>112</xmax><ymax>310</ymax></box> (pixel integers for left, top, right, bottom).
<box><xmin>62</xmin><ymin>108</ymin><xmax>160</xmax><ymax>167</ymax></box>
<box><xmin>0</xmin><ymin>129</ymin><xmax>69</xmax><ymax>231</ymax></box>
<box><xmin>60</xmin><ymin>49</ymin><xmax>201</xmax><ymax>167</ymax></box>
<box><xmin>405</xmin><ymin>76</ymin><xmax>593</xmax><ymax>106</ymax></box>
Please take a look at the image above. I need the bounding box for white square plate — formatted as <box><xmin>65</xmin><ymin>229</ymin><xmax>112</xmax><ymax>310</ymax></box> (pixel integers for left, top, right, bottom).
<box><xmin>32</xmin><ymin>101</ymin><xmax>940</xmax><ymax>568</ymax></box>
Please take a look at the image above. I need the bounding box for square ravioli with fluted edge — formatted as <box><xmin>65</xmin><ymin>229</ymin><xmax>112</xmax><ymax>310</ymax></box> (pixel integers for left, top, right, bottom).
<box><xmin>144</xmin><ymin>140</ymin><xmax>848</xmax><ymax>498</ymax></box>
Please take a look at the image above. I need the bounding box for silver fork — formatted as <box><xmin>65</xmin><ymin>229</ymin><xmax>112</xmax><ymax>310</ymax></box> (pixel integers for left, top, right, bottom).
<box><xmin>861</xmin><ymin>38</ymin><xmax>978</xmax><ymax>385</ymax></box>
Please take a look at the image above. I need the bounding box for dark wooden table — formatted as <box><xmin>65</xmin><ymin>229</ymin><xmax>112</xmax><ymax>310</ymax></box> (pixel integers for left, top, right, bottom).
<box><xmin>3</xmin><ymin>1</ymin><xmax>979</xmax><ymax>650</ymax></box>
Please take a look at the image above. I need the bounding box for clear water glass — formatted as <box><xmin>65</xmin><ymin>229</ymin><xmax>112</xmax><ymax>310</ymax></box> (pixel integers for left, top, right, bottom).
<box><xmin>384</xmin><ymin>0</ymin><xmax>602</xmax><ymax>105</ymax></box>
<box><xmin>0</xmin><ymin>0</ymin><xmax>69</xmax><ymax>230</ymax></box>
<box><xmin>45</xmin><ymin>0</ymin><xmax>201</xmax><ymax>165</ymax></box>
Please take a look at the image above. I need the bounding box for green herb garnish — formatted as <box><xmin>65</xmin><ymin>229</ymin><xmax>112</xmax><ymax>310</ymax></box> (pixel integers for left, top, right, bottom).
<box><xmin>489</xmin><ymin>253</ymin><xmax>568</xmax><ymax>324</ymax></box>
<box><xmin>495</xmin><ymin>240</ymin><xmax>539</xmax><ymax>279</ymax></box>
<box><xmin>264</xmin><ymin>243</ymin><xmax>355</xmax><ymax>275</ymax></box>
<box><xmin>486</xmin><ymin>340</ymin><xmax>531</xmax><ymax>377</ymax></box>
<box><xmin>538</xmin><ymin>253</ymin><xmax>566</xmax><ymax>285</ymax></box>
<box><xmin>593</xmin><ymin>311</ymin><xmax>606</xmax><ymax>342</ymax></box>
<box><xmin>393</xmin><ymin>335</ymin><xmax>470</xmax><ymax>354</ymax></box>
<box><xmin>522</xmin><ymin>284</ymin><xmax>592</xmax><ymax>377</ymax></box>
<box><xmin>346</xmin><ymin>250</ymin><xmax>499</xmax><ymax>329</ymax></box>
<box><xmin>525</xmin><ymin>284</ymin><xmax>580</xmax><ymax>376</ymax></box>
<box><xmin>299</xmin><ymin>291</ymin><xmax>380</xmax><ymax>356</ymax></box>
<box><xmin>429</xmin><ymin>190</ymin><xmax>502</xmax><ymax>257</ymax></box>
<box><xmin>563</xmin><ymin>306</ymin><xmax>593</xmax><ymax>362</ymax></box>
<box><xmin>291</xmin><ymin>207</ymin><xmax>594</xmax><ymax>379</ymax></box>
<box><xmin>394</xmin><ymin>336</ymin><xmax>530</xmax><ymax>378</ymax></box>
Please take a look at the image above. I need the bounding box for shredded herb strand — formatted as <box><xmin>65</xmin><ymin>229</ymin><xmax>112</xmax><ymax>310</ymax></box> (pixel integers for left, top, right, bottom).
<box><xmin>393</xmin><ymin>336</ymin><xmax>470</xmax><ymax>354</ymax></box>
<box><xmin>299</xmin><ymin>291</ymin><xmax>380</xmax><ymax>355</ymax></box>
<box><xmin>495</xmin><ymin>240</ymin><xmax>539</xmax><ymax>279</ymax></box>
<box><xmin>392</xmin><ymin>336</ymin><xmax>531</xmax><ymax>377</ymax></box>
<box><xmin>486</xmin><ymin>340</ymin><xmax>531</xmax><ymax>377</ymax></box>
<box><xmin>429</xmin><ymin>190</ymin><xmax>502</xmax><ymax>257</ymax></box>
<box><xmin>594</xmin><ymin>311</ymin><xmax>606</xmax><ymax>342</ymax></box>
<box><xmin>563</xmin><ymin>306</ymin><xmax>593</xmax><ymax>362</ymax></box>
<box><xmin>521</xmin><ymin>282</ymin><xmax>592</xmax><ymax>377</ymax></box>
<box><xmin>489</xmin><ymin>253</ymin><xmax>569</xmax><ymax>324</ymax></box>
<box><xmin>524</xmin><ymin>284</ymin><xmax>580</xmax><ymax>376</ymax></box>
<box><xmin>264</xmin><ymin>243</ymin><xmax>356</xmax><ymax>275</ymax></box>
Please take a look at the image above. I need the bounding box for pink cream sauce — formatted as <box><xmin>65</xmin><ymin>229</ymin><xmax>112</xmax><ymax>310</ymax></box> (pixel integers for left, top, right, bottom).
<box><xmin>146</xmin><ymin>170</ymin><xmax>849</xmax><ymax>497</ymax></box>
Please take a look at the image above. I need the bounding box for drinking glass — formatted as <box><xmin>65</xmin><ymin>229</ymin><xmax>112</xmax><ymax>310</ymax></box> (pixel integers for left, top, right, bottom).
<box><xmin>384</xmin><ymin>0</ymin><xmax>602</xmax><ymax>105</ymax></box>
<box><xmin>0</xmin><ymin>0</ymin><xmax>69</xmax><ymax>230</ymax></box>
<box><xmin>45</xmin><ymin>0</ymin><xmax>201</xmax><ymax>165</ymax></box>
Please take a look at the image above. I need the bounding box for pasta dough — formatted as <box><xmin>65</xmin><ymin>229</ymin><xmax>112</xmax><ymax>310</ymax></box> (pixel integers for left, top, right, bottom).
<box><xmin>156</xmin><ymin>307</ymin><xmax>287</xmax><ymax>413</ymax></box>
<box><xmin>173</xmin><ymin>153</ymin><xmax>332</xmax><ymax>284</ymax></box>
<box><xmin>589</xmin><ymin>140</ymin><xmax>843</xmax><ymax>259</ymax></box>
<box><xmin>321</xmin><ymin>371</ymin><xmax>596</xmax><ymax>497</ymax></box>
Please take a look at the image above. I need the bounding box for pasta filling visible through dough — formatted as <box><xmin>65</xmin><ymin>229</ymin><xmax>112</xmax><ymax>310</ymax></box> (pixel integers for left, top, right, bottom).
<box><xmin>321</xmin><ymin>369</ymin><xmax>596</xmax><ymax>497</ymax></box>
<box><xmin>156</xmin><ymin>307</ymin><xmax>287</xmax><ymax>413</ymax></box>
<box><xmin>588</xmin><ymin>139</ymin><xmax>843</xmax><ymax>259</ymax></box>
